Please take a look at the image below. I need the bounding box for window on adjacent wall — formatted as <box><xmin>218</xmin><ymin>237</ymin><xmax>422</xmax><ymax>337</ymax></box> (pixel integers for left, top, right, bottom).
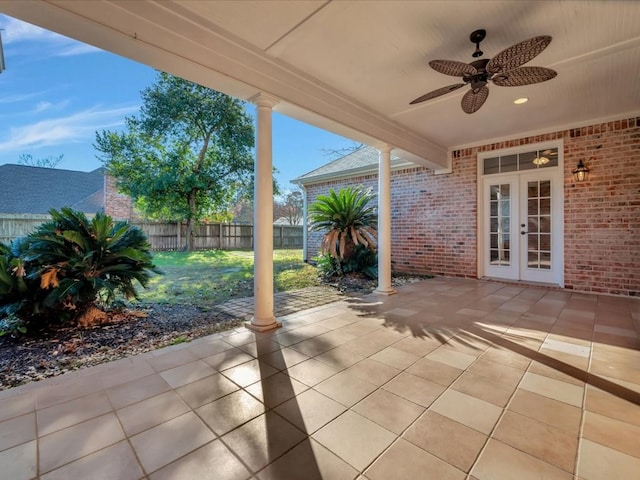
<box><xmin>483</xmin><ymin>147</ymin><xmax>559</xmax><ymax>175</ymax></box>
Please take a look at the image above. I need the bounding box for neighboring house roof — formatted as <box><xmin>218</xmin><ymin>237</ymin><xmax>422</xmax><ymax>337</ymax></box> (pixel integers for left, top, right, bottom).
<box><xmin>273</xmin><ymin>217</ymin><xmax>302</xmax><ymax>226</ymax></box>
<box><xmin>292</xmin><ymin>146</ymin><xmax>413</xmax><ymax>185</ymax></box>
<box><xmin>0</xmin><ymin>164</ymin><xmax>105</xmax><ymax>214</ymax></box>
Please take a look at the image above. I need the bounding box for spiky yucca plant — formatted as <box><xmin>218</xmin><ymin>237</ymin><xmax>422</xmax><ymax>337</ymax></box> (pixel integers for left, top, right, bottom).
<box><xmin>0</xmin><ymin>208</ymin><xmax>159</xmax><ymax>329</ymax></box>
<box><xmin>309</xmin><ymin>185</ymin><xmax>378</xmax><ymax>261</ymax></box>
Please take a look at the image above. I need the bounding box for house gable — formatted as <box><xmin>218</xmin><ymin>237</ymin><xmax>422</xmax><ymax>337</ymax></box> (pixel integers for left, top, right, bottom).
<box><xmin>293</xmin><ymin>146</ymin><xmax>412</xmax><ymax>186</ymax></box>
<box><xmin>0</xmin><ymin>164</ymin><xmax>105</xmax><ymax>214</ymax></box>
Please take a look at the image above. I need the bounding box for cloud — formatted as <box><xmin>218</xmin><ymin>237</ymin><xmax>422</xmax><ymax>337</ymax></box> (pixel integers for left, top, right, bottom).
<box><xmin>0</xmin><ymin>15</ymin><xmax>101</xmax><ymax>57</ymax></box>
<box><xmin>0</xmin><ymin>105</ymin><xmax>139</xmax><ymax>151</ymax></box>
<box><xmin>1</xmin><ymin>16</ymin><xmax>60</xmax><ymax>44</ymax></box>
<box><xmin>0</xmin><ymin>91</ymin><xmax>42</xmax><ymax>104</ymax></box>
<box><xmin>32</xmin><ymin>99</ymin><xmax>70</xmax><ymax>113</ymax></box>
<box><xmin>57</xmin><ymin>43</ymin><xmax>101</xmax><ymax>57</ymax></box>
<box><xmin>33</xmin><ymin>101</ymin><xmax>53</xmax><ymax>113</ymax></box>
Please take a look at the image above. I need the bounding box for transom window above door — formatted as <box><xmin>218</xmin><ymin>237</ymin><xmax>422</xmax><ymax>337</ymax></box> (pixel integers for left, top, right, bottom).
<box><xmin>483</xmin><ymin>147</ymin><xmax>559</xmax><ymax>175</ymax></box>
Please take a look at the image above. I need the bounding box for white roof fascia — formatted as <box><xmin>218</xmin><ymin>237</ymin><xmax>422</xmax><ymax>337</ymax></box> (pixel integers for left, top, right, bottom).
<box><xmin>292</xmin><ymin>160</ymin><xmax>416</xmax><ymax>186</ymax></box>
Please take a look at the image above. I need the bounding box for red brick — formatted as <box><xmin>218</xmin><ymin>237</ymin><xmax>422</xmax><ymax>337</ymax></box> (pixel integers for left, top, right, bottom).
<box><xmin>302</xmin><ymin>116</ymin><xmax>640</xmax><ymax>297</ymax></box>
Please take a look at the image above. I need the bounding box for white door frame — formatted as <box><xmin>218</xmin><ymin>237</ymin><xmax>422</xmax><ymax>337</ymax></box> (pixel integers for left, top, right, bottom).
<box><xmin>477</xmin><ymin>141</ymin><xmax>565</xmax><ymax>287</ymax></box>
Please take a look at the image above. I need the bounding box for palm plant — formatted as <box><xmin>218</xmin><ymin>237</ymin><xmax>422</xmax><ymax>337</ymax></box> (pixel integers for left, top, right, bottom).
<box><xmin>309</xmin><ymin>185</ymin><xmax>378</xmax><ymax>261</ymax></box>
<box><xmin>0</xmin><ymin>238</ymin><xmax>41</xmax><ymax>321</ymax></box>
<box><xmin>0</xmin><ymin>208</ymin><xmax>159</xmax><ymax>329</ymax></box>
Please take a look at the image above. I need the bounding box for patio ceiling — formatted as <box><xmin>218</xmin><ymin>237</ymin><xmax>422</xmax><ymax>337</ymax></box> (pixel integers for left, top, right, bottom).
<box><xmin>1</xmin><ymin>1</ymin><xmax>639</xmax><ymax>170</ymax></box>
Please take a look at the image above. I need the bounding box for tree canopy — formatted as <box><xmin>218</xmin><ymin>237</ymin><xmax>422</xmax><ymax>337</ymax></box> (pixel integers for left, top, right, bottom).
<box><xmin>95</xmin><ymin>72</ymin><xmax>255</xmax><ymax>250</ymax></box>
<box><xmin>274</xmin><ymin>188</ymin><xmax>304</xmax><ymax>225</ymax></box>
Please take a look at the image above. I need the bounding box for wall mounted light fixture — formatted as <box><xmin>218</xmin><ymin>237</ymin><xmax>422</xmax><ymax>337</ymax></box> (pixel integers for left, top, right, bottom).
<box><xmin>572</xmin><ymin>159</ymin><xmax>590</xmax><ymax>182</ymax></box>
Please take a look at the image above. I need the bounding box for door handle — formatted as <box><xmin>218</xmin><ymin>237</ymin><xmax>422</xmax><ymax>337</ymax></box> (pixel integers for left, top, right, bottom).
<box><xmin>520</xmin><ymin>224</ymin><xmax>527</xmax><ymax>235</ymax></box>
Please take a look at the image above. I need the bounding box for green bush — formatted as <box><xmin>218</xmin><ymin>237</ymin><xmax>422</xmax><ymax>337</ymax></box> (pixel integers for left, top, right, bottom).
<box><xmin>0</xmin><ymin>208</ymin><xmax>159</xmax><ymax>333</ymax></box>
<box><xmin>344</xmin><ymin>244</ymin><xmax>378</xmax><ymax>279</ymax></box>
<box><xmin>0</xmin><ymin>238</ymin><xmax>43</xmax><ymax>321</ymax></box>
<box><xmin>0</xmin><ymin>315</ymin><xmax>27</xmax><ymax>337</ymax></box>
<box><xmin>316</xmin><ymin>252</ymin><xmax>343</xmax><ymax>278</ymax></box>
<box><xmin>315</xmin><ymin>245</ymin><xmax>378</xmax><ymax>280</ymax></box>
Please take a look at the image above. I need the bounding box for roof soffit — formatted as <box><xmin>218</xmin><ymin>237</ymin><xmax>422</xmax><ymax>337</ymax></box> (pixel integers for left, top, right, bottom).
<box><xmin>1</xmin><ymin>1</ymin><xmax>638</xmax><ymax>166</ymax></box>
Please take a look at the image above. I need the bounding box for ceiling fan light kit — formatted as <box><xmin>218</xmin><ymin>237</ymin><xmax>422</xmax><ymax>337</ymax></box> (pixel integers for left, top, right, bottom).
<box><xmin>411</xmin><ymin>29</ymin><xmax>557</xmax><ymax>113</ymax></box>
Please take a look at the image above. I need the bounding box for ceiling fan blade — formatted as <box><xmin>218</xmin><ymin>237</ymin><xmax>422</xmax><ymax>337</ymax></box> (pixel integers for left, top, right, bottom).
<box><xmin>461</xmin><ymin>86</ymin><xmax>489</xmax><ymax>114</ymax></box>
<box><xmin>410</xmin><ymin>83</ymin><xmax>466</xmax><ymax>105</ymax></box>
<box><xmin>486</xmin><ymin>36</ymin><xmax>552</xmax><ymax>74</ymax></box>
<box><xmin>429</xmin><ymin>60</ymin><xmax>477</xmax><ymax>77</ymax></box>
<box><xmin>492</xmin><ymin>66</ymin><xmax>557</xmax><ymax>86</ymax></box>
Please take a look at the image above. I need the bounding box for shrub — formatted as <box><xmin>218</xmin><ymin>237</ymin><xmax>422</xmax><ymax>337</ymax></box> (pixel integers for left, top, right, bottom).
<box><xmin>344</xmin><ymin>244</ymin><xmax>378</xmax><ymax>279</ymax></box>
<box><xmin>315</xmin><ymin>245</ymin><xmax>378</xmax><ymax>280</ymax></box>
<box><xmin>0</xmin><ymin>238</ymin><xmax>44</xmax><ymax>322</ymax></box>
<box><xmin>316</xmin><ymin>252</ymin><xmax>343</xmax><ymax>278</ymax></box>
<box><xmin>0</xmin><ymin>208</ymin><xmax>159</xmax><ymax>332</ymax></box>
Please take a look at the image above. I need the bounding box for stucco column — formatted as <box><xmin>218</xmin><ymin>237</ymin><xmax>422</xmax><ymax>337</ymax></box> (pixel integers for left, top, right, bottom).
<box><xmin>375</xmin><ymin>145</ymin><xmax>395</xmax><ymax>295</ymax></box>
<box><xmin>246</xmin><ymin>93</ymin><xmax>281</xmax><ymax>332</ymax></box>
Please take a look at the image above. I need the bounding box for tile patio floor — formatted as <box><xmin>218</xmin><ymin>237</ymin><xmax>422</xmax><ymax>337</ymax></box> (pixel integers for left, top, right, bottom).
<box><xmin>1</xmin><ymin>278</ymin><xmax>639</xmax><ymax>480</ymax></box>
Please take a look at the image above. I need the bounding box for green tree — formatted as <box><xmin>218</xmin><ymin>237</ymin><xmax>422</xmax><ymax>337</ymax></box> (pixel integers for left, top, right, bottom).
<box><xmin>95</xmin><ymin>72</ymin><xmax>255</xmax><ymax>251</ymax></box>
<box><xmin>274</xmin><ymin>188</ymin><xmax>304</xmax><ymax>225</ymax></box>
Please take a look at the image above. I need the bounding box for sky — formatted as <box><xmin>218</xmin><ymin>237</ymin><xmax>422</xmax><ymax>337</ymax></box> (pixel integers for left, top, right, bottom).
<box><xmin>0</xmin><ymin>14</ymin><xmax>356</xmax><ymax>192</ymax></box>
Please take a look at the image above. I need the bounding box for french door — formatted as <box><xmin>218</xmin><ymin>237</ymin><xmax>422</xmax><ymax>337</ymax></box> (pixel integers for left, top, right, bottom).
<box><xmin>482</xmin><ymin>169</ymin><xmax>563</xmax><ymax>285</ymax></box>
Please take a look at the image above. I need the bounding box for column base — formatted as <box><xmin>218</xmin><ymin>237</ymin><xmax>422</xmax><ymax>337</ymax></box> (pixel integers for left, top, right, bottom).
<box><xmin>374</xmin><ymin>287</ymin><xmax>396</xmax><ymax>296</ymax></box>
<box><xmin>245</xmin><ymin>318</ymin><xmax>282</xmax><ymax>332</ymax></box>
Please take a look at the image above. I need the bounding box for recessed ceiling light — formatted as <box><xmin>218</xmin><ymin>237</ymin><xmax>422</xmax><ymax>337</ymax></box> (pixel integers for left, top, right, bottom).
<box><xmin>514</xmin><ymin>97</ymin><xmax>529</xmax><ymax>105</ymax></box>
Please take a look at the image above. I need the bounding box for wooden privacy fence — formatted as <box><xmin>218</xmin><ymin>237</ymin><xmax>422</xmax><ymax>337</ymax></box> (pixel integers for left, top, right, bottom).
<box><xmin>0</xmin><ymin>214</ymin><xmax>51</xmax><ymax>245</ymax></box>
<box><xmin>139</xmin><ymin>222</ymin><xmax>303</xmax><ymax>251</ymax></box>
<box><xmin>0</xmin><ymin>215</ymin><xmax>303</xmax><ymax>251</ymax></box>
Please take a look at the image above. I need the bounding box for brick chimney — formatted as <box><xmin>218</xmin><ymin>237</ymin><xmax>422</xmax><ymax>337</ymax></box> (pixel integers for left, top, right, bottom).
<box><xmin>104</xmin><ymin>174</ymin><xmax>137</xmax><ymax>220</ymax></box>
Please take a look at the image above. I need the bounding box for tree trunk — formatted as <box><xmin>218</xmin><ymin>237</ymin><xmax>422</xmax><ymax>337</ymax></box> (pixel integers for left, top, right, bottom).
<box><xmin>342</xmin><ymin>239</ymin><xmax>355</xmax><ymax>262</ymax></box>
<box><xmin>185</xmin><ymin>219</ymin><xmax>193</xmax><ymax>252</ymax></box>
<box><xmin>186</xmin><ymin>191</ymin><xmax>198</xmax><ymax>251</ymax></box>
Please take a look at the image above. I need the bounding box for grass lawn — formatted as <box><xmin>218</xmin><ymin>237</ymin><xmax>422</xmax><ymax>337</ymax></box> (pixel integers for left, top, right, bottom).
<box><xmin>139</xmin><ymin>249</ymin><xmax>320</xmax><ymax>305</ymax></box>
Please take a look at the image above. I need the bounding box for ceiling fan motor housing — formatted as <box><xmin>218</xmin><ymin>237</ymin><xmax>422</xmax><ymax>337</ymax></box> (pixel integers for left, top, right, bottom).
<box><xmin>466</xmin><ymin>59</ymin><xmax>490</xmax><ymax>90</ymax></box>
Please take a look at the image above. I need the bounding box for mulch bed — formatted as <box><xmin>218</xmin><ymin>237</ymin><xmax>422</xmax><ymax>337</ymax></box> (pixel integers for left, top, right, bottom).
<box><xmin>0</xmin><ymin>274</ymin><xmax>428</xmax><ymax>391</ymax></box>
<box><xmin>0</xmin><ymin>305</ymin><xmax>245</xmax><ymax>390</ymax></box>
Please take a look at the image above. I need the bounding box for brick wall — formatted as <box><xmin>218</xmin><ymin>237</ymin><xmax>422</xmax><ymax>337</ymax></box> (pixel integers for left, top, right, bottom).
<box><xmin>104</xmin><ymin>174</ymin><xmax>137</xmax><ymax>220</ymax></box>
<box><xmin>303</xmin><ymin>116</ymin><xmax>639</xmax><ymax>296</ymax></box>
<box><xmin>562</xmin><ymin>119</ymin><xmax>639</xmax><ymax>296</ymax></box>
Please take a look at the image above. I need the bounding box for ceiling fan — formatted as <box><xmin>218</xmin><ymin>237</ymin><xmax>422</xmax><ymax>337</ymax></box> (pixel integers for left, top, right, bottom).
<box><xmin>410</xmin><ymin>29</ymin><xmax>557</xmax><ymax>114</ymax></box>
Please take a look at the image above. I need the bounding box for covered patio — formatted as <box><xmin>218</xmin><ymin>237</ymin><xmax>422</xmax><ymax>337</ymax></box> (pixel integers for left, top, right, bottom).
<box><xmin>0</xmin><ymin>2</ymin><xmax>638</xmax><ymax>479</ymax></box>
<box><xmin>1</xmin><ymin>277</ymin><xmax>639</xmax><ymax>479</ymax></box>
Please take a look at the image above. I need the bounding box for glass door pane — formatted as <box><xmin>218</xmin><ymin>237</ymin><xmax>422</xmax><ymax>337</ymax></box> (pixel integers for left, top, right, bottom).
<box><xmin>526</xmin><ymin>180</ymin><xmax>551</xmax><ymax>270</ymax></box>
<box><xmin>489</xmin><ymin>184</ymin><xmax>511</xmax><ymax>266</ymax></box>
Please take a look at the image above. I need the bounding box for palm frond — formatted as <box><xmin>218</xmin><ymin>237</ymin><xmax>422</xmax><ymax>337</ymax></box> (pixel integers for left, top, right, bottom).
<box><xmin>0</xmin><ymin>208</ymin><xmax>159</xmax><ymax>329</ymax></box>
<box><xmin>309</xmin><ymin>185</ymin><xmax>378</xmax><ymax>260</ymax></box>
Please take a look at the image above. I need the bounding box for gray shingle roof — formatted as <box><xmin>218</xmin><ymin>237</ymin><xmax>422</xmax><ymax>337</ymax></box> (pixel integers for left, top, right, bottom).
<box><xmin>292</xmin><ymin>146</ymin><xmax>409</xmax><ymax>185</ymax></box>
<box><xmin>0</xmin><ymin>164</ymin><xmax>105</xmax><ymax>214</ymax></box>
